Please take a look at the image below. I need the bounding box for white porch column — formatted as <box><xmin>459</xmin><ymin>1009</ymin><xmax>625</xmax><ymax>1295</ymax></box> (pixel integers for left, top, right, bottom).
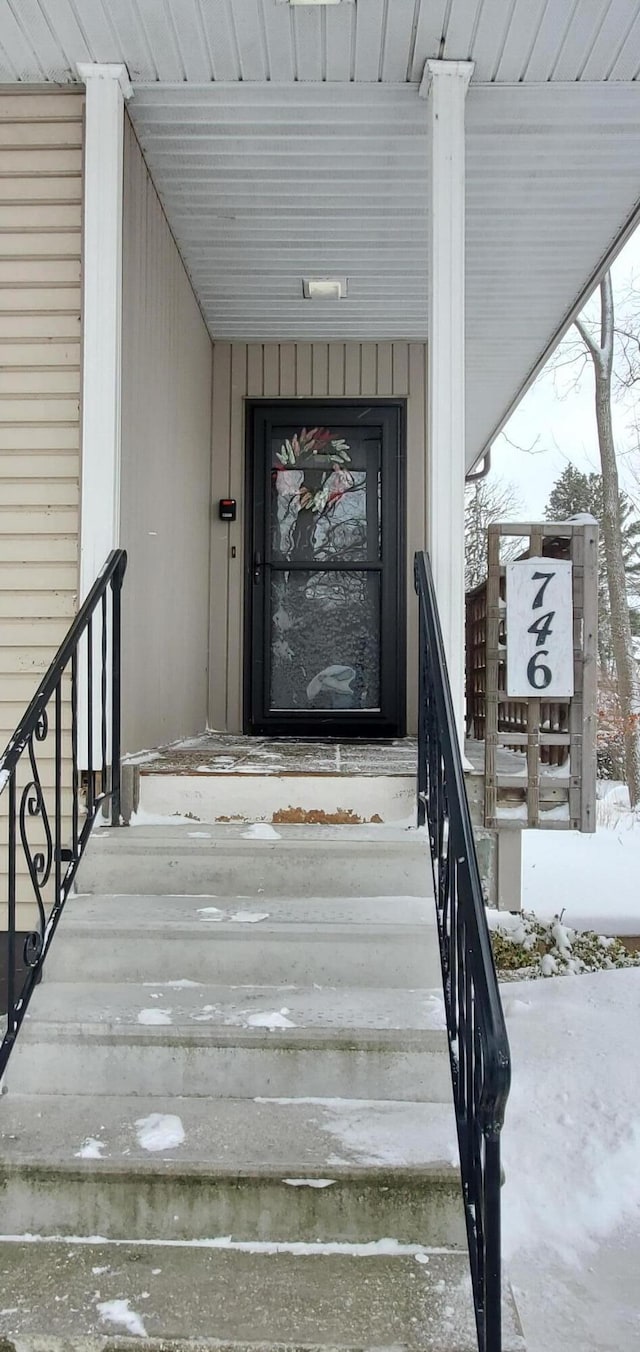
<box><xmin>77</xmin><ymin>63</ymin><xmax>132</xmax><ymax>598</ymax></box>
<box><xmin>420</xmin><ymin>60</ymin><xmax>473</xmax><ymax>739</ymax></box>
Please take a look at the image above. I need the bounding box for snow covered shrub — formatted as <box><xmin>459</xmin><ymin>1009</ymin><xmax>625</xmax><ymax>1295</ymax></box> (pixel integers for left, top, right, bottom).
<box><xmin>488</xmin><ymin>909</ymin><xmax>640</xmax><ymax>979</ymax></box>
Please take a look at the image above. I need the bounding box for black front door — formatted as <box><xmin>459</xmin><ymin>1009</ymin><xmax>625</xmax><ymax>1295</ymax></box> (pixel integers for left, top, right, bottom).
<box><xmin>246</xmin><ymin>401</ymin><xmax>405</xmax><ymax>738</ymax></box>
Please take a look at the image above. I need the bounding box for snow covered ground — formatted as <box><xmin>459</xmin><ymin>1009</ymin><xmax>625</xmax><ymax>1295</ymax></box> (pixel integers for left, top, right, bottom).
<box><xmin>509</xmin><ymin>786</ymin><xmax>640</xmax><ymax>1349</ymax></box>
<box><xmin>523</xmin><ymin>784</ymin><xmax>640</xmax><ymax>934</ymax></box>
<box><xmin>503</xmin><ymin>967</ymin><xmax>640</xmax><ymax>1352</ymax></box>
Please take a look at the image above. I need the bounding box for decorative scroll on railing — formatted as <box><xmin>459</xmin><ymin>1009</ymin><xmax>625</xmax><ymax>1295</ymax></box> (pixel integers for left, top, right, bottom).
<box><xmin>0</xmin><ymin>550</ymin><xmax>127</xmax><ymax>1077</ymax></box>
<box><xmin>415</xmin><ymin>551</ymin><xmax>511</xmax><ymax>1352</ymax></box>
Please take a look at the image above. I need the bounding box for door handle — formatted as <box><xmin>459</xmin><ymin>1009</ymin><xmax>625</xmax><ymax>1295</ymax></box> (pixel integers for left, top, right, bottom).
<box><xmin>253</xmin><ymin>551</ymin><xmax>262</xmax><ymax>583</ymax></box>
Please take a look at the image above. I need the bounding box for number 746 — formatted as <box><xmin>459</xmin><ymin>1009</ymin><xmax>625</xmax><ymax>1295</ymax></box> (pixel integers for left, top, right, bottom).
<box><xmin>526</xmin><ymin>571</ymin><xmax>556</xmax><ymax>689</ymax></box>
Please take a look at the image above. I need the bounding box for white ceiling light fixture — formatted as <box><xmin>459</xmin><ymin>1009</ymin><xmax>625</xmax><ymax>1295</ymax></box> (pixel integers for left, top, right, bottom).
<box><xmin>302</xmin><ymin>278</ymin><xmax>347</xmax><ymax>300</ymax></box>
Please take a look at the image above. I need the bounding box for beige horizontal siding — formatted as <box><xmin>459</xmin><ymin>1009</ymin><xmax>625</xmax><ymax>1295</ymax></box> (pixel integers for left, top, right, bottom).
<box><xmin>0</xmin><ymin>424</ymin><xmax>79</xmax><ymax>449</ymax></box>
<box><xmin>0</xmin><ymin>535</ymin><xmax>78</xmax><ymax>563</ymax></box>
<box><xmin>0</xmin><ymin>341</ymin><xmax>79</xmax><ymax>367</ymax></box>
<box><xmin>0</xmin><ymin>370</ymin><xmax>80</xmax><ymax>395</ymax></box>
<box><xmin>0</xmin><ymin>179</ymin><xmax>82</xmax><ymax>205</ymax></box>
<box><xmin>210</xmin><ymin>339</ymin><xmax>427</xmax><ymax>735</ymax></box>
<box><xmin>0</xmin><ymin>89</ymin><xmax>83</xmax><ymax>792</ymax></box>
<box><xmin>0</xmin><ymin>150</ymin><xmax>82</xmax><ymax>174</ymax></box>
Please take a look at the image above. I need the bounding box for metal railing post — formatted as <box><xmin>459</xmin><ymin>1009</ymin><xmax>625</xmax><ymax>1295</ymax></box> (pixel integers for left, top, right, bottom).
<box><xmin>414</xmin><ymin>549</ymin><xmax>510</xmax><ymax>1352</ymax></box>
<box><xmin>110</xmin><ymin>557</ymin><xmax>124</xmax><ymax>828</ymax></box>
<box><xmin>0</xmin><ymin>549</ymin><xmax>127</xmax><ymax>1079</ymax></box>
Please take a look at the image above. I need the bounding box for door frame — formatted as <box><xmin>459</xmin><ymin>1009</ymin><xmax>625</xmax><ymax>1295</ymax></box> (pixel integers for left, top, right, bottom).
<box><xmin>243</xmin><ymin>397</ymin><xmax>406</xmax><ymax>739</ymax></box>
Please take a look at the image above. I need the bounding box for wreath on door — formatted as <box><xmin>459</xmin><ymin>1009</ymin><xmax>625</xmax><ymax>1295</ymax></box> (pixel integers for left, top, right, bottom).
<box><xmin>276</xmin><ymin>427</ymin><xmax>353</xmax><ymax>515</ymax></box>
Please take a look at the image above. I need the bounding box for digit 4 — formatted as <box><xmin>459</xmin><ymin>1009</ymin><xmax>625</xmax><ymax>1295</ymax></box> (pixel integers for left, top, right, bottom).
<box><xmin>528</xmin><ymin>611</ymin><xmax>555</xmax><ymax>646</ymax></box>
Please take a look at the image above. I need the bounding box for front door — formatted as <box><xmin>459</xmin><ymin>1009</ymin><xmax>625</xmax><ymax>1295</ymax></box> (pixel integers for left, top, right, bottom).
<box><xmin>246</xmin><ymin>401</ymin><xmax>405</xmax><ymax>737</ymax></box>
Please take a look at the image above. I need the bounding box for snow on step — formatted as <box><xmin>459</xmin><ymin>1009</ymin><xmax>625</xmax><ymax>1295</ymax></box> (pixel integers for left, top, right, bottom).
<box><xmin>20</xmin><ymin>980</ymin><xmax>446</xmax><ymax>1033</ymax></box>
<box><xmin>75</xmin><ymin>822</ymin><xmax>432</xmax><ymax>898</ymax></box>
<box><xmin>0</xmin><ymin>1094</ymin><xmax>459</xmax><ymax>1171</ymax></box>
<box><xmin>9</xmin><ymin>979</ymin><xmax>452</xmax><ymax>1101</ymax></box>
<box><xmin>135</xmin><ymin>1113</ymin><xmax>186</xmax><ymax>1152</ymax></box>
<box><xmin>0</xmin><ymin>820</ymin><xmax>494</xmax><ymax>1349</ymax></box>
<box><xmin>0</xmin><ymin>1239</ymin><xmax>527</xmax><ymax>1351</ymax></box>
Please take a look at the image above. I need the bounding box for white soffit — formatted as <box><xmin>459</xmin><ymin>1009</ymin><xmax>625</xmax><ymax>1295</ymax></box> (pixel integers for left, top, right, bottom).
<box><xmin>130</xmin><ymin>84</ymin><xmax>428</xmax><ymax>343</ymax></box>
<box><xmin>4</xmin><ymin>2</ymin><xmax>640</xmax><ymax>463</ymax></box>
<box><xmin>4</xmin><ymin>0</ymin><xmax>640</xmax><ymax>85</ymax></box>
<box><xmin>130</xmin><ymin>81</ymin><xmax>640</xmax><ymax>465</ymax></box>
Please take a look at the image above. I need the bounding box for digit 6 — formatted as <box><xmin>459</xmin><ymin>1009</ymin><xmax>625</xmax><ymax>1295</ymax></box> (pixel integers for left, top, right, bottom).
<box><xmin>527</xmin><ymin>650</ymin><xmax>552</xmax><ymax>690</ymax></box>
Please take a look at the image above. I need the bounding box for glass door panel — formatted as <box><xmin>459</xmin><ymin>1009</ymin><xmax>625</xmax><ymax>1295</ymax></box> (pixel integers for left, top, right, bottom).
<box><xmin>248</xmin><ymin>401</ymin><xmax>404</xmax><ymax>738</ymax></box>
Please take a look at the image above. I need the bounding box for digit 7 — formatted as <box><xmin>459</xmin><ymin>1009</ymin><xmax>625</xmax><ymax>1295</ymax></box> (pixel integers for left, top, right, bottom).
<box><xmin>531</xmin><ymin>571</ymin><xmax>555</xmax><ymax>609</ymax></box>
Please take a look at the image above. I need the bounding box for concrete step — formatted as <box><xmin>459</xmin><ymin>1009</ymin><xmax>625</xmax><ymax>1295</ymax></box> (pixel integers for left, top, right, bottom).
<box><xmin>44</xmin><ymin>919</ymin><xmax>440</xmax><ymax>989</ymax></box>
<box><xmin>44</xmin><ymin>883</ymin><xmax>440</xmax><ymax>987</ymax></box>
<box><xmin>0</xmin><ymin>1093</ymin><xmax>463</xmax><ymax>1245</ymax></box>
<box><xmin>76</xmin><ymin>822</ymin><xmax>432</xmax><ymax>898</ymax></box>
<box><xmin>7</xmin><ymin>982</ymin><xmax>451</xmax><ymax>1101</ymax></box>
<box><xmin>0</xmin><ymin>1238</ymin><xmax>526</xmax><ymax>1351</ymax></box>
<box><xmin>21</xmin><ymin>977</ymin><xmax>446</xmax><ymax>1030</ymax></box>
<box><xmin>136</xmin><ymin>764</ymin><xmax>416</xmax><ymax>825</ymax></box>
<box><xmin>66</xmin><ymin>889</ymin><xmax>434</xmax><ymax>926</ymax></box>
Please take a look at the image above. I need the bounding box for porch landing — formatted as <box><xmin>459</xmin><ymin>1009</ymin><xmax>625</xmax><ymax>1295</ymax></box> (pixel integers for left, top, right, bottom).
<box><xmin>124</xmin><ymin>735</ymin><xmax>420</xmax><ymax>826</ymax></box>
<box><xmin>128</xmin><ymin>734</ymin><xmax>419</xmax><ymax>777</ymax></box>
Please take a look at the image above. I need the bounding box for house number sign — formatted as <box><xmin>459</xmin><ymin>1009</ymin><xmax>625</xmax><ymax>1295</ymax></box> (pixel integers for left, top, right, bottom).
<box><xmin>505</xmin><ymin>558</ymin><xmax>574</xmax><ymax>699</ymax></box>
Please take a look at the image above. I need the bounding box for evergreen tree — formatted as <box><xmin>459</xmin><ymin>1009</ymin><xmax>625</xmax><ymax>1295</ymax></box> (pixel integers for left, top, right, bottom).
<box><xmin>546</xmin><ymin>464</ymin><xmax>640</xmax><ymax>672</ymax></box>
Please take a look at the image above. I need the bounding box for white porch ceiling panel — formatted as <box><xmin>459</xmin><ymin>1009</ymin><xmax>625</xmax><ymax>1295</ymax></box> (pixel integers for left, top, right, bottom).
<box><xmin>4</xmin><ymin>0</ymin><xmax>640</xmax><ymax>85</ymax></box>
<box><xmin>130</xmin><ymin>84</ymin><xmax>428</xmax><ymax>342</ymax></box>
<box><xmin>4</xmin><ymin>3</ymin><xmax>640</xmax><ymax>461</ymax></box>
<box><xmin>129</xmin><ymin>81</ymin><xmax>640</xmax><ymax>464</ymax></box>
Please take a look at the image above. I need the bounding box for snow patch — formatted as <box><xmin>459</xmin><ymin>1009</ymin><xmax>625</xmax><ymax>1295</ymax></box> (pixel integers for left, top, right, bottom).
<box><xmin>504</xmin><ymin>968</ymin><xmax>640</xmax><ymax>1265</ymax></box>
<box><xmin>97</xmin><ymin>1299</ymin><xmax>147</xmax><ymax>1338</ymax></box>
<box><xmin>254</xmin><ymin>1097</ymin><xmax>456</xmax><ymax>1166</ymax></box>
<box><xmin>524</xmin><ymin>788</ymin><xmax>640</xmax><ymax>934</ymax></box>
<box><xmin>135</xmin><ymin>1113</ymin><xmax>185</xmax><ymax>1152</ymax></box>
<box><xmin>1</xmin><ymin>1233</ymin><xmax>433</xmax><ymax>1258</ymax></box>
<box><xmin>246</xmin><ymin>1010</ymin><xmax>295</xmax><ymax>1029</ymax></box>
<box><xmin>241</xmin><ymin>822</ymin><xmax>282</xmax><ymax>839</ymax></box>
<box><xmin>75</xmin><ymin>1138</ymin><xmax>105</xmax><ymax>1160</ymax></box>
<box><xmin>230</xmin><ymin>910</ymin><xmax>269</xmax><ymax>924</ymax></box>
<box><xmin>152</xmin><ymin>978</ymin><xmax>202</xmax><ymax>989</ymax></box>
<box><xmin>283</xmin><ymin>1178</ymin><xmax>336</xmax><ymax>1188</ymax></box>
<box><xmin>137</xmin><ymin>1008</ymin><xmax>172</xmax><ymax>1026</ymax></box>
<box><xmin>130</xmin><ymin>809</ymin><xmax>199</xmax><ymax>826</ymax></box>
<box><xmin>122</xmin><ymin>750</ymin><xmax>162</xmax><ymax>766</ymax></box>
<box><xmin>188</xmin><ymin>831</ymin><xmax>212</xmax><ymax>838</ymax></box>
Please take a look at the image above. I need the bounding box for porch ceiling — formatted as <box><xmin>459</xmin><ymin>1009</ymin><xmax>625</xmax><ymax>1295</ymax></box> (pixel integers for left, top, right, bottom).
<box><xmin>4</xmin><ymin>0</ymin><xmax>640</xmax><ymax>86</ymax></box>
<box><xmin>129</xmin><ymin>80</ymin><xmax>640</xmax><ymax>467</ymax></box>
<box><xmin>4</xmin><ymin>1</ymin><xmax>640</xmax><ymax>463</ymax></box>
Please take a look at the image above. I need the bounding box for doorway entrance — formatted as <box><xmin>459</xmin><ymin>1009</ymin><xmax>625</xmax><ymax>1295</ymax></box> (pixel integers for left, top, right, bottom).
<box><xmin>246</xmin><ymin>400</ymin><xmax>405</xmax><ymax>737</ymax></box>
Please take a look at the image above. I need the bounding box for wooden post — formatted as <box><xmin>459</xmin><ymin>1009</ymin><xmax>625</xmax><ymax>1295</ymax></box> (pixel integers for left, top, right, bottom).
<box><xmin>579</xmin><ymin>522</ymin><xmax>599</xmax><ymax>832</ymax></box>
<box><xmin>484</xmin><ymin>525</ymin><xmax>501</xmax><ymax>826</ymax></box>
<box><xmin>476</xmin><ymin>518</ymin><xmax>598</xmax><ymax>834</ymax></box>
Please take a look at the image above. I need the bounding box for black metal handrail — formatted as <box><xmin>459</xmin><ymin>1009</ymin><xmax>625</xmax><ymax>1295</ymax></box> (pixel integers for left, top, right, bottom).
<box><xmin>0</xmin><ymin>549</ymin><xmax>127</xmax><ymax>1077</ymax></box>
<box><xmin>414</xmin><ymin>550</ymin><xmax>511</xmax><ymax>1352</ymax></box>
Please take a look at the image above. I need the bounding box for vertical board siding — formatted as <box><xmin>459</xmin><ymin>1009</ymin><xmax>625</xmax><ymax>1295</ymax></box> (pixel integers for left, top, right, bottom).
<box><xmin>120</xmin><ymin>116</ymin><xmax>213</xmax><ymax>753</ymax></box>
<box><xmin>0</xmin><ymin>89</ymin><xmax>83</xmax><ymax>738</ymax></box>
<box><xmin>209</xmin><ymin>340</ymin><xmax>427</xmax><ymax>734</ymax></box>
